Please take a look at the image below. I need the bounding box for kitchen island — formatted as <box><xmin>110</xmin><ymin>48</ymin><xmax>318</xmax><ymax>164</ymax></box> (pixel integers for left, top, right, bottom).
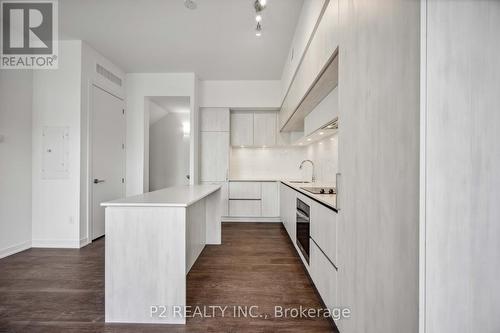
<box><xmin>101</xmin><ymin>184</ymin><xmax>221</xmax><ymax>324</ymax></box>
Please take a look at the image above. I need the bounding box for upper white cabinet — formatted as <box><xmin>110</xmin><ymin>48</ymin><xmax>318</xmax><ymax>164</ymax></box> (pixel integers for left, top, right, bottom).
<box><xmin>200</xmin><ymin>132</ymin><xmax>229</xmax><ymax>182</ymax></box>
<box><xmin>230</xmin><ymin>112</ymin><xmax>254</xmax><ymax>146</ymax></box>
<box><xmin>322</xmin><ymin>0</ymin><xmax>339</xmax><ymax>61</ymax></box>
<box><xmin>253</xmin><ymin>112</ymin><xmax>277</xmax><ymax>147</ymax></box>
<box><xmin>279</xmin><ymin>0</ymin><xmax>339</xmax><ymax>132</ymax></box>
<box><xmin>231</xmin><ymin>111</ymin><xmax>281</xmax><ymax>147</ymax></box>
<box><xmin>200</xmin><ymin>107</ymin><xmax>230</xmax><ymax>132</ymax></box>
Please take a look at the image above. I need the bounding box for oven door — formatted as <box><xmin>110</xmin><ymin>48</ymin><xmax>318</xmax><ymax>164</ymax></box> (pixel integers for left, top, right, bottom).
<box><xmin>296</xmin><ymin>199</ymin><xmax>310</xmax><ymax>264</ymax></box>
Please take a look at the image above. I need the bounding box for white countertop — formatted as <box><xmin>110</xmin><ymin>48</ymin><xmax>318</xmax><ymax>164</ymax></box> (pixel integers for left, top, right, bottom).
<box><xmin>228</xmin><ymin>177</ymin><xmax>337</xmax><ymax>211</ymax></box>
<box><xmin>281</xmin><ymin>180</ymin><xmax>337</xmax><ymax>212</ymax></box>
<box><xmin>101</xmin><ymin>184</ymin><xmax>221</xmax><ymax>208</ymax></box>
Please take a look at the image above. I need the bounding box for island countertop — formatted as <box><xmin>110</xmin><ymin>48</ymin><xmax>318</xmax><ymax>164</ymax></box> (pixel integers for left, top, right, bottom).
<box><xmin>101</xmin><ymin>184</ymin><xmax>221</xmax><ymax>208</ymax></box>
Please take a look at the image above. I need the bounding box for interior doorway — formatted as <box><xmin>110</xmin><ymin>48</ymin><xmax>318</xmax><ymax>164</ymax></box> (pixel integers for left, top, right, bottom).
<box><xmin>146</xmin><ymin>96</ymin><xmax>191</xmax><ymax>191</ymax></box>
<box><xmin>90</xmin><ymin>84</ymin><xmax>126</xmax><ymax>240</ymax></box>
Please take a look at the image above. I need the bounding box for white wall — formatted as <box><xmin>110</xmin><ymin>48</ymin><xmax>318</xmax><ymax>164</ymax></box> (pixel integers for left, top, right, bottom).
<box><xmin>125</xmin><ymin>73</ymin><xmax>197</xmax><ymax>195</ymax></box>
<box><xmin>337</xmin><ymin>0</ymin><xmax>420</xmax><ymax>332</ymax></box>
<box><xmin>198</xmin><ymin>80</ymin><xmax>281</xmax><ymax>108</ymax></box>
<box><xmin>31</xmin><ymin>40</ymin><xmax>83</xmax><ymax>248</ymax></box>
<box><xmin>0</xmin><ymin>70</ymin><xmax>33</xmax><ymax>258</ymax></box>
<box><xmin>149</xmin><ymin>110</ymin><xmax>190</xmax><ymax>191</ymax></box>
<box><xmin>229</xmin><ymin>135</ymin><xmax>337</xmax><ymax>184</ymax></box>
<box><xmin>280</xmin><ymin>0</ymin><xmax>327</xmax><ymax>101</ymax></box>
<box><xmin>422</xmin><ymin>2</ymin><xmax>500</xmax><ymax>332</ymax></box>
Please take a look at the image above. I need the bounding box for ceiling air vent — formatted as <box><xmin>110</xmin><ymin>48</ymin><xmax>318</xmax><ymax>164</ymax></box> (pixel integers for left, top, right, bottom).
<box><xmin>96</xmin><ymin>63</ymin><xmax>122</xmax><ymax>87</ymax></box>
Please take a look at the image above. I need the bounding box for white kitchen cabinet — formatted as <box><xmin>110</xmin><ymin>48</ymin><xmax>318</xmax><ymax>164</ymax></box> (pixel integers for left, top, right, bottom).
<box><xmin>200</xmin><ymin>132</ymin><xmax>229</xmax><ymax>182</ymax></box>
<box><xmin>310</xmin><ymin>241</ymin><xmax>338</xmax><ymax>308</ymax></box>
<box><xmin>261</xmin><ymin>182</ymin><xmax>279</xmax><ymax>217</ymax></box>
<box><xmin>279</xmin><ymin>183</ymin><xmax>297</xmax><ymax>242</ymax></box>
<box><xmin>280</xmin><ymin>183</ymin><xmax>288</xmax><ymax>226</ymax></box>
<box><xmin>201</xmin><ymin>181</ymin><xmax>229</xmax><ymax>216</ymax></box>
<box><xmin>200</xmin><ymin>108</ymin><xmax>230</xmax><ymax>132</ymax></box>
<box><xmin>230</xmin><ymin>112</ymin><xmax>254</xmax><ymax>146</ymax></box>
<box><xmin>229</xmin><ymin>181</ymin><xmax>261</xmax><ymax>199</ymax></box>
<box><xmin>229</xmin><ymin>200</ymin><xmax>261</xmax><ymax>217</ymax></box>
<box><xmin>323</xmin><ymin>0</ymin><xmax>339</xmax><ymax>61</ymax></box>
<box><xmin>253</xmin><ymin>112</ymin><xmax>277</xmax><ymax>147</ymax></box>
<box><xmin>279</xmin><ymin>0</ymin><xmax>339</xmax><ymax>131</ymax></box>
<box><xmin>310</xmin><ymin>201</ymin><xmax>337</xmax><ymax>264</ymax></box>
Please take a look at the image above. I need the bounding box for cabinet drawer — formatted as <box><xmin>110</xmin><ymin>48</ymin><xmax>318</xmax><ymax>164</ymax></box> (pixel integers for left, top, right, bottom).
<box><xmin>310</xmin><ymin>202</ymin><xmax>337</xmax><ymax>264</ymax></box>
<box><xmin>310</xmin><ymin>241</ymin><xmax>338</xmax><ymax>308</ymax></box>
<box><xmin>229</xmin><ymin>182</ymin><xmax>261</xmax><ymax>199</ymax></box>
<box><xmin>229</xmin><ymin>200</ymin><xmax>261</xmax><ymax>217</ymax></box>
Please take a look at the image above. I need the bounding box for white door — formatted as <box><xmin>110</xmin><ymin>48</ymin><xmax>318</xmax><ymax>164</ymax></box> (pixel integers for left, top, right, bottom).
<box><xmin>91</xmin><ymin>85</ymin><xmax>125</xmax><ymax>240</ymax></box>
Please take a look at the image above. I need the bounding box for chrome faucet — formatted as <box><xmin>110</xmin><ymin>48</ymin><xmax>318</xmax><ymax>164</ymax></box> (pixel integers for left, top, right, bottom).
<box><xmin>299</xmin><ymin>159</ymin><xmax>316</xmax><ymax>183</ymax></box>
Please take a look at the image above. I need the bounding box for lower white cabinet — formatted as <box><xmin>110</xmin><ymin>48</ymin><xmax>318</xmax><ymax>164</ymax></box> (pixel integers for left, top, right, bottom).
<box><xmin>310</xmin><ymin>202</ymin><xmax>337</xmax><ymax>264</ymax></box>
<box><xmin>279</xmin><ymin>183</ymin><xmax>296</xmax><ymax>242</ymax></box>
<box><xmin>261</xmin><ymin>182</ymin><xmax>279</xmax><ymax>217</ymax></box>
<box><xmin>310</xmin><ymin>240</ymin><xmax>338</xmax><ymax>308</ymax></box>
<box><xmin>201</xmin><ymin>181</ymin><xmax>229</xmax><ymax>216</ymax></box>
<box><xmin>228</xmin><ymin>181</ymin><xmax>279</xmax><ymax>218</ymax></box>
<box><xmin>229</xmin><ymin>200</ymin><xmax>261</xmax><ymax>217</ymax></box>
<box><xmin>280</xmin><ymin>182</ymin><xmax>338</xmax><ymax>310</ymax></box>
<box><xmin>229</xmin><ymin>181</ymin><xmax>261</xmax><ymax>199</ymax></box>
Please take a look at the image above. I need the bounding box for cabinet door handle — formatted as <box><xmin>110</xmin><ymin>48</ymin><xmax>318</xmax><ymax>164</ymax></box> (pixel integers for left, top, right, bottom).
<box><xmin>93</xmin><ymin>179</ymin><xmax>106</xmax><ymax>184</ymax></box>
<box><xmin>335</xmin><ymin>173</ymin><xmax>341</xmax><ymax>211</ymax></box>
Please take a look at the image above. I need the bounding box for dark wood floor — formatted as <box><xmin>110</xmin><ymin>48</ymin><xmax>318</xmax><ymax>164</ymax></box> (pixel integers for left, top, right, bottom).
<box><xmin>0</xmin><ymin>223</ymin><xmax>336</xmax><ymax>333</ymax></box>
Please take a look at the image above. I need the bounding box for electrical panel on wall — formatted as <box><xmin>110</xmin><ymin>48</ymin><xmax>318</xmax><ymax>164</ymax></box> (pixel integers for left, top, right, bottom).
<box><xmin>42</xmin><ymin>126</ymin><xmax>70</xmax><ymax>179</ymax></box>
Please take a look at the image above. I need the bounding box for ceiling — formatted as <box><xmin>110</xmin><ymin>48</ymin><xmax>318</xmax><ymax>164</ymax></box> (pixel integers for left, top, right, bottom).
<box><xmin>148</xmin><ymin>96</ymin><xmax>190</xmax><ymax>124</ymax></box>
<box><xmin>150</xmin><ymin>96</ymin><xmax>190</xmax><ymax>113</ymax></box>
<box><xmin>59</xmin><ymin>0</ymin><xmax>304</xmax><ymax>80</ymax></box>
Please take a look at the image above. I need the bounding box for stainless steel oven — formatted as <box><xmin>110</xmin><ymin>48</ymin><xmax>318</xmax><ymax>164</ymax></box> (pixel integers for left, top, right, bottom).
<box><xmin>296</xmin><ymin>198</ymin><xmax>310</xmax><ymax>264</ymax></box>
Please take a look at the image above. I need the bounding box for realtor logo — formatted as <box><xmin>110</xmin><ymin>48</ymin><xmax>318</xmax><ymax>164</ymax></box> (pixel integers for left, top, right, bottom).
<box><xmin>1</xmin><ymin>0</ymin><xmax>58</xmax><ymax>69</ymax></box>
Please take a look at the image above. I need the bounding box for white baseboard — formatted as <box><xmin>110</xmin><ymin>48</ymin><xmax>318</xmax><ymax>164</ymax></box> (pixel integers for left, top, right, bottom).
<box><xmin>0</xmin><ymin>240</ymin><xmax>32</xmax><ymax>259</ymax></box>
<box><xmin>31</xmin><ymin>239</ymin><xmax>82</xmax><ymax>249</ymax></box>
<box><xmin>222</xmin><ymin>217</ymin><xmax>282</xmax><ymax>223</ymax></box>
<box><xmin>79</xmin><ymin>237</ymin><xmax>90</xmax><ymax>247</ymax></box>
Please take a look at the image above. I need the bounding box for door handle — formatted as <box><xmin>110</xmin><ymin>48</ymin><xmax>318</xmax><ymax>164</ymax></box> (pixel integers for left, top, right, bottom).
<box><xmin>93</xmin><ymin>179</ymin><xmax>106</xmax><ymax>184</ymax></box>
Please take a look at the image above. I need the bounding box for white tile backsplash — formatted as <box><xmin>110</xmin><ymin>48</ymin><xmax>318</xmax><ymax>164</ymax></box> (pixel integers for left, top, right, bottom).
<box><xmin>230</xmin><ymin>146</ymin><xmax>309</xmax><ymax>180</ymax></box>
<box><xmin>306</xmin><ymin>134</ymin><xmax>338</xmax><ymax>183</ymax></box>
<box><xmin>229</xmin><ymin>133</ymin><xmax>338</xmax><ymax>183</ymax></box>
